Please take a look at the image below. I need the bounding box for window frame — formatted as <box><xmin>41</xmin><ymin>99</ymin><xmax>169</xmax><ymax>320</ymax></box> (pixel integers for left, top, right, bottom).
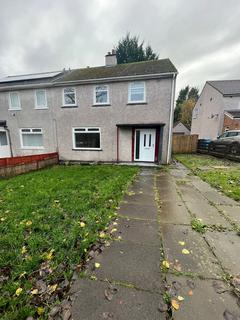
<box><xmin>93</xmin><ymin>85</ymin><xmax>109</xmax><ymax>105</ymax></box>
<box><xmin>35</xmin><ymin>89</ymin><xmax>48</xmax><ymax>109</ymax></box>
<box><xmin>62</xmin><ymin>87</ymin><xmax>77</xmax><ymax>107</ymax></box>
<box><xmin>20</xmin><ymin>128</ymin><xmax>44</xmax><ymax>149</ymax></box>
<box><xmin>72</xmin><ymin>127</ymin><xmax>101</xmax><ymax>150</ymax></box>
<box><xmin>9</xmin><ymin>92</ymin><xmax>21</xmax><ymax>110</ymax></box>
<box><xmin>128</xmin><ymin>81</ymin><xmax>146</xmax><ymax>104</ymax></box>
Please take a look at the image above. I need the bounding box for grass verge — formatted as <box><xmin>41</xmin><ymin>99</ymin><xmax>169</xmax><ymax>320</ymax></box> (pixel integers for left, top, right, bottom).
<box><xmin>0</xmin><ymin>164</ymin><xmax>138</xmax><ymax>319</ymax></box>
<box><xmin>175</xmin><ymin>154</ymin><xmax>240</xmax><ymax>201</ymax></box>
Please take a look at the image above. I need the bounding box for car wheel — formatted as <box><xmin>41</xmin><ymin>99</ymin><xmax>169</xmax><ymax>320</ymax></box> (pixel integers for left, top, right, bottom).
<box><xmin>230</xmin><ymin>143</ymin><xmax>240</xmax><ymax>155</ymax></box>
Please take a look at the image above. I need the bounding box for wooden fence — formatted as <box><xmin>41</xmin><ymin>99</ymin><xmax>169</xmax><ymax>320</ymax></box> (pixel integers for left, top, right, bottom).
<box><xmin>172</xmin><ymin>134</ymin><xmax>198</xmax><ymax>154</ymax></box>
<box><xmin>0</xmin><ymin>152</ymin><xmax>58</xmax><ymax>177</ymax></box>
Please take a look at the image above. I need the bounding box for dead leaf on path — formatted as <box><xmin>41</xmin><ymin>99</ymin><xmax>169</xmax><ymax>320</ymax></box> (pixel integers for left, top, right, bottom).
<box><xmin>162</xmin><ymin>260</ymin><xmax>170</xmax><ymax>269</ymax></box>
<box><xmin>102</xmin><ymin>312</ymin><xmax>114</xmax><ymax>319</ymax></box>
<box><xmin>104</xmin><ymin>289</ymin><xmax>113</xmax><ymax>301</ymax></box>
<box><xmin>188</xmin><ymin>290</ymin><xmax>193</xmax><ymax>296</ymax></box>
<box><xmin>30</xmin><ymin>288</ymin><xmax>38</xmax><ymax>295</ymax></box>
<box><xmin>182</xmin><ymin>249</ymin><xmax>190</xmax><ymax>255</ymax></box>
<box><xmin>177</xmin><ymin>295</ymin><xmax>184</xmax><ymax>301</ymax></box>
<box><xmin>178</xmin><ymin>241</ymin><xmax>185</xmax><ymax>246</ymax></box>
<box><xmin>95</xmin><ymin>262</ymin><xmax>101</xmax><ymax>269</ymax></box>
<box><xmin>171</xmin><ymin>299</ymin><xmax>180</xmax><ymax>310</ymax></box>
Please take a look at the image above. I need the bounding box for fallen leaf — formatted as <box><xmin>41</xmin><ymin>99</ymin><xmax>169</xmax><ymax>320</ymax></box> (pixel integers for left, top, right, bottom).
<box><xmin>162</xmin><ymin>260</ymin><xmax>170</xmax><ymax>269</ymax></box>
<box><xmin>26</xmin><ymin>220</ymin><xmax>32</xmax><ymax>226</ymax></box>
<box><xmin>113</xmin><ymin>222</ymin><xmax>118</xmax><ymax>226</ymax></box>
<box><xmin>37</xmin><ymin>307</ymin><xmax>44</xmax><ymax>315</ymax></box>
<box><xmin>182</xmin><ymin>249</ymin><xmax>190</xmax><ymax>255</ymax></box>
<box><xmin>21</xmin><ymin>246</ymin><xmax>27</xmax><ymax>254</ymax></box>
<box><xmin>171</xmin><ymin>299</ymin><xmax>180</xmax><ymax>310</ymax></box>
<box><xmin>111</xmin><ymin>228</ymin><xmax>117</xmax><ymax>233</ymax></box>
<box><xmin>46</xmin><ymin>249</ymin><xmax>54</xmax><ymax>260</ymax></box>
<box><xmin>188</xmin><ymin>290</ymin><xmax>193</xmax><ymax>296</ymax></box>
<box><xmin>104</xmin><ymin>289</ymin><xmax>113</xmax><ymax>301</ymax></box>
<box><xmin>49</xmin><ymin>284</ymin><xmax>58</xmax><ymax>292</ymax></box>
<box><xmin>177</xmin><ymin>295</ymin><xmax>184</xmax><ymax>301</ymax></box>
<box><xmin>19</xmin><ymin>271</ymin><xmax>26</xmax><ymax>278</ymax></box>
<box><xmin>99</xmin><ymin>232</ymin><xmax>106</xmax><ymax>238</ymax></box>
<box><xmin>30</xmin><ymin>289</ymin><xmax>38</xmax><ymax>295</ymax></box>
<box><xmin>95</xmin><ymin>262</ymin><xmax>101</xmax><ymax>269</ymax></box>
<box><xmin>15</xmin><ymin>287</ymin><xmax>23</xmax><ymax>296</ymax></box>
<box><xmin>178</xmin><ymin>241</ymin><xmax>185</xmax><ymax>246</ymax></box>
<box><xmin>79</xmin><ymin>222</ymin><xmax>86</xmax><ymax>228</ymax></box>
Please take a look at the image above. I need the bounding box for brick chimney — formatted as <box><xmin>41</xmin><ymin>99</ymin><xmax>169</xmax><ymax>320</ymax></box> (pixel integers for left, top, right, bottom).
<box><xmin>105</xmin><ymin>49</ymin><xmax>117</xmax><ymax>66</ymax></box>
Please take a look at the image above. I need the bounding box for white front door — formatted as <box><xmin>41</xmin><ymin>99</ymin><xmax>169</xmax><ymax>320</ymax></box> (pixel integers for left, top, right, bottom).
<box><xmin>135</xmin><ymin>129</ymin><xmax>156</xmax><ymax>162</ymax></box>
<box><xmin>0</xmin><ymin>129</ymin><xmax>11</xmax><ymax>158</ymax></box>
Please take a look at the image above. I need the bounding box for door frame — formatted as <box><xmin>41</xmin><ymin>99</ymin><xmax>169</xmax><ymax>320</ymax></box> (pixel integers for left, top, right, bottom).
<box><xmin>132</xmin><ymin>127</ymin><xmax>160</xmax><ymax>162</ymax></box>
<box><xmin>0</xmin><ymin>128</ymin><xmax>11</xmax><ymax>158</ymax></box>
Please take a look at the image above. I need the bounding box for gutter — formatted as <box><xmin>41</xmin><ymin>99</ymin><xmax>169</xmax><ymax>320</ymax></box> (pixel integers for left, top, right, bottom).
<box><xmin>0</xmin><ymin>72</ymin><xmax>177</xmax><ymax>92</ymax></box>
<box><xmin>166</xmin><ymin>73</ymin><xmax>177</xmax><ymax>164</ymax></box>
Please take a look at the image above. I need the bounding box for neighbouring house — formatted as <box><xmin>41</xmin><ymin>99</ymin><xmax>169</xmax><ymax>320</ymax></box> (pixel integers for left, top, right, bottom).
<box><xmin>191</xmin><ymin>80</ymin><xmax>240</xmax><ymax>139</ymax></box>
<box><xmin>172</xmin><ymin>121</ymin><xmax>190</xmax><ymax>135</ymax></box>
<box><xmin>0</xmin><ymin>51</ymin><xmax>177</xmax><ymax>164</ymax></box>
<box><xmin>223</xmin><ymin>110</ymin><xmax>240</xmax><ymax>132</ymax></box>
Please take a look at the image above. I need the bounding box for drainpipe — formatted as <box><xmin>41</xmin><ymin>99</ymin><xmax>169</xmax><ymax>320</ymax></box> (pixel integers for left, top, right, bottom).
<box><xmin>4</xmin><ymin>126</ymin><xmax>13</xmax><ymax>157</ymax></box>
<box><xmin>116</xmin><ymin>127</ymin><xmax>119</xmax><ymax>162</ymax></box>
<box><xmin>167</xmin><ymin>73</ymin><xmax>177</xmax><ymax>164</ymax></box>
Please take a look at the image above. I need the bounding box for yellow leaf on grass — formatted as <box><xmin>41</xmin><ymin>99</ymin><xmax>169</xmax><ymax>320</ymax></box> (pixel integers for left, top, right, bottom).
<box><xmin>99</xmin><ymin>232</ymin><xmax>106</xmax><ymax>238</ymax></box>
<box><xmin>111</xmin><ymin>228</ymin><xmax>117</xmax><ymax>233</ymax></box>
<box><xmin>79</xmin><ymin>222</ymin><xmax>86</xmax><ymax>228</ymax></box>
<box><xmin>171</xmin><ymin>299</ymin><xmax>180</xmax><ymax>310</ymax></box>
<box><xmin>177</xmin><ymin>295</ymin><xmax>184</xmax><ymax>301</ymax></box>
<box><xmin>178</xmin><ymin>241</ymin><xmax>185</xmax><ymax>246</ymax></box>
<box><xmin>19</xmin><ymin>271</ymin><xmax>26</xmax><ymax>278</ymax></box>
<box><xmin>95</xmin><ymin>262</ymin><xmax>101</xmax><ymax>269</ymax></box>
<box><xmin>0</xmin><ymin>217</ymin><xmax>6</xmax><ymax>222</ymax></box>
<box><xmin>162</xmin><ymin>260</ymin><xmax>170</xmax><ymax>269</ymax></box>
<box><xmin>37</xmin><ymin>307</ymin><xmax>44</xmax><ymax>315</ymax></box>
<box><xmin>46</xmin><ymin>249</ymin><xmax>54</xmax><ymax>260</ymax></box>
<box><xmin>26</xmin><ymin>220</ymin><xmax>32</xmax><ymax>226</ymax></box>
<box><xmin>21</xmin><ymin>246</ymin><xmax>27</xmax><ymax>254</ymax></box>
<box><xmin>113</xmin><ymin>222</ymin><xmax>118</xmax><ymax>226</ymax></box>
<box><xmin>182</xmin><ymin>249</ymin><xmax>190</xmax><ymax>255</ymax></box>
<box><xmin>49</xmin><ymin>284</ymin><xmax>58</xmax><ymax>292</ymax></box>
<box><xmin>15</xmin><ymin>287</ymin><xmax>23</xmax><ymax>296</ymax></box>
<box><xmin>31</xmin><ymin>289</ymin><xmax>38</xmax><ymax>295</ymax></box>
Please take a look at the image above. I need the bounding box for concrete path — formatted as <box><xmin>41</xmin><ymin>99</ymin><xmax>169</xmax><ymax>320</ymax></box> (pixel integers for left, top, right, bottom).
<box><xmin>70</xmin><ymin>164</ymin><xmax>240</xmax><ymax>320</ymax></box>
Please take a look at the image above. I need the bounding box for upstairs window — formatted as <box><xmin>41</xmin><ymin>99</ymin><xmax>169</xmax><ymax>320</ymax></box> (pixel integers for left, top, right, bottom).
<box><xmin>94</xmin><ymin>85</ymin><xmax>109</xmax><ymax>105</ymax></box>
<box><xmin>9</xmin><ymin>92</ymin><xmax>21</xmax><ymax>110</ymax></box>
<box><xmin>73</xmin><ymin>127</ymin><xmax>101</xmax><ymax>150</ymax></box>
<box><xmin>63</xmin><ymin>87</ymin><xmax>76</xmax><ymax>106</ymax></box>
<box><xmin>35</xmin><ymin>90</ymin><xmax>47</xmax><ymax>109</ymax></box>
<box><xmin>20</xmin><ymin>128</ymin><xmax>43</xmax><ymax>149</ymax></box>
<box><xmin>128</xmin><ymin>82</ymin><xmax>146</xmax><ymax>103</ymax></box>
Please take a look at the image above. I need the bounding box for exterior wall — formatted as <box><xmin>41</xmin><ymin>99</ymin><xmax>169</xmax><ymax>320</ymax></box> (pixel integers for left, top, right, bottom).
<box><xmin>223</xmin><ymin>114</ymin><xmax>240</xmax><ymax>132</ymax></box>
<box><xmin>0</xmin><ymin>77</ymin><xmax>174</xmax><ymax>164</ymax></box>
<box><xmin>191</xmin><ymin>83</ymin><xmax>224</xmax><ymax>140</ymax></box>
<box><xmin>173</xmin><ymin>122</ymin><xmax>190</xmax><ymax>135</ymax></box>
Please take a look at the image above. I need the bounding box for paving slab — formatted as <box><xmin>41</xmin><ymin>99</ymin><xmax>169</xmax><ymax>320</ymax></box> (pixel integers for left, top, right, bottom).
<box><xmin>71</xmin><ymin>279</ymin><xmax>166</xmax><ymax>320</ymax></box>
<box><xmin>184</xmin><ymin>200</ymin><xmax>231</xmax><ymax>227</ymax></box>
<box><xmin>166</xmin><ymin>275</ymin><xmax>240</xmax><ymax>320</ymax></box>
<box><xmin>87</xmin><ymin>241</ymin><xmax>163</xmax><ymax>292</ymax></box>
<box><xmin>159</xmin><ymin>200</ymin><xmax>191</xmax><ymax>225</ymax></box>
<box><xmin>160</xmin><ymin>224</ymin><xmax>222</xmax><ymax>278</ymax></box>
<box><xmin>177</xmin><ymin>183</ymin><xmax>208</xmax><ymax>203</ymax></box>
<box><xmin>216</xmin><ymin>205</ymin><xmax>240</xmax><ymax>225</ymax></box>
<box><xmin>204</xmin><ymin>231</ymin><xmax>240</xmax><ymax>276</ymax></box>
<box><xmin>117</xmin><ymin>202</ymin><xmax>157</xmax><ymax>220</ymax></box>
<box><xmin>114</xmin><ymin>218</ymin><xmax>160</xmax><ymax>246</ymax></box>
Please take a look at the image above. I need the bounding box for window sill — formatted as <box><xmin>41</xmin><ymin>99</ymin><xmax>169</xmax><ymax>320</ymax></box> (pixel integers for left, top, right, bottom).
<box><xmin>35</xmin><ymin>107</ymin><xmax>48</xmax><ymax>110</ymax></box>
<box><xmin>127</xmin><ymin>102</ymin><xmax>147</xmax><ymax>105</ymax></box>
<box><xmin>9</xmin><ymin>109</ymin><xmax>21</xmax><ymax>111</ymax></box>
<box><xmin>21</xmin><ymin>147</ymin><xmax>44</xmax><ymax>150</ymax></box>
<box><xmin>61</xmin><ymin>105</ymin><xmax>78</xmax><ymax>108</ymax></box>
<box><xmin>72</xmin><ymin>148</ymin><xmax>102</xmax><ymax>151</ymax></box>
<box><xmin>92</xmin><ymin>104</ymin><xmax>111</xmax><ymax>107</ymax></box>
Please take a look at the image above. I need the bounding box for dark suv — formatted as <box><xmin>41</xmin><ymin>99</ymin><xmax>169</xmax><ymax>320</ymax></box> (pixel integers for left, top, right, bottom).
<box><xmin>208</xmin><ymin>130</ymin><xmax>240</xmax><ymax>155</ymax></box>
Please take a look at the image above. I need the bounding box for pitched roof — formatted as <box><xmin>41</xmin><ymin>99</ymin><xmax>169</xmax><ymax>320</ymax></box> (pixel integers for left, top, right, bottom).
<box><xmin>207</xmin><ymin>80</ymin><xmax>240</xmax><ymax>96</ymax></box>
<box><xmin>225</xmin><ymin>110</ymin><xmax>240</xmax><ymax>119</ymax></box>
<box><xmin>55</xmin><ymin>59</ymin><xmax>177</xmax><ymax>83</ymax></box>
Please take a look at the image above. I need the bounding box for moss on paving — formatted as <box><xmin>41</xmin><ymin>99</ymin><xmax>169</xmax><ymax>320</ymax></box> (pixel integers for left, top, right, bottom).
<box><xmin>0</xmin><ymin>164</ymin><xmax>138</xmax><ymax>320</ymax></box>
<box><xmin>175</xmin><ymin>154</ymin><xmax>240</xmax><ymax>201</ymax></box>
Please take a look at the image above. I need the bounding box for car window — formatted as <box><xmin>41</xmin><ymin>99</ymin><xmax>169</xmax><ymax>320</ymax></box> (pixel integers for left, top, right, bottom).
<box><xmin>220</xmin><ymin>133</ymin><xmax>227</xmax><ymax>138</ymax></box>
<box><xmin>227</xmin><ymin>132</ymin><xmax>238</xmax><ymax>137</ymax></box>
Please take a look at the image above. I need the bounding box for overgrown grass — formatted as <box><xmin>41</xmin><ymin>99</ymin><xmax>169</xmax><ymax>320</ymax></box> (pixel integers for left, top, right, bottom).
<box><xmin>191</xmin><ymin>218</ymin><xmax>207</xmax><ymax>234</ymax></box>
<box><xmin>0</xmin><ymin>165</ymin><xmax>138</xmax><ymax>319</ymax></box>
<box><xmin>175</xmin><ymin>154</ymin><xmax>240</xmax><ymax>201</ymax></box>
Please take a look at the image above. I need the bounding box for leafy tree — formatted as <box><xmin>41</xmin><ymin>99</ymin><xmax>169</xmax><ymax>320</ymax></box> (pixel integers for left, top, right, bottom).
<box><xmin>174</xmin><ymin>86</ymin><xmax>199</xmax><ymax>124</ymax></box>
<box><xmin>115</xmin><ymin>33</ymin><xmax>158</xmax><ymax>64</ymax></box>
<box><xmin>180</xmin><ymin>99</ymin><xmax>196</xmax><ymax>129</ymax></box>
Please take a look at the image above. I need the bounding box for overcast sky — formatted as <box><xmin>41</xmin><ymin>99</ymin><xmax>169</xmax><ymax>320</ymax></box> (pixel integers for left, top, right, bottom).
<box><xmin>1</xmin><ymin>0</ymin><xmax>240</xmax><ymax>95</ymax></box>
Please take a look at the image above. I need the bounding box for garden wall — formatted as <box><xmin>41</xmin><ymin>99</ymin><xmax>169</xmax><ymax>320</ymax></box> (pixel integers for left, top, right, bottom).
<box><xmin>0</xmin><ymin>152</ymin><xmax>58</xmax><ymax>177</ymax></box>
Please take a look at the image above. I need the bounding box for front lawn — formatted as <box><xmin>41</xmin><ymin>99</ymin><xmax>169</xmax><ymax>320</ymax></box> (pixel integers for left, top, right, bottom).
<box><xmin>0</xmin><ymin>165</ymin><xmax>138</xmax><ymax>319</ymax></box>
<box><xmin>175</xmin><ymin>154</ymin><xmax>240</xmax><ymax>201</ymax></box>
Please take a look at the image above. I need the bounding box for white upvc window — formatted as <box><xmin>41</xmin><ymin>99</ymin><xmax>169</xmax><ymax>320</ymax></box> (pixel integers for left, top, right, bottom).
<box><xmin>73</xmin><ymin>127</ymin><xmax>101</xmax><ymax>150</ymax></box>
<box><xmin>20</xmin><ymin>128</ymin><xmax>44</xmax><ymax>149</ymax></box>
<box><xmin>35</xmin><ymin>90</ymin><xmax>47</xmax><ymax>109</ymax></box>
<box><xmin>94</xmin><ymin>85</ymin><xmax>109</xmax><ymax>105</ymax></box>
<box><xmin>128</xmin><ymin>81</ymin><xmax>146</xmax><ymax>103</ymax></box>
<box><xmin>9</xmin><ymin>92</ymin><xmax>21</xmax><ymax>110</ymax></box>
<box><xmin>62</xmin><ymin>87</ymin><xmax>76</xmax><ymax>106</ymax></box>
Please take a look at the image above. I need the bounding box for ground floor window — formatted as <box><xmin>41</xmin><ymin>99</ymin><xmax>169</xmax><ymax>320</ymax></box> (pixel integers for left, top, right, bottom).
<box><xmin>73</xmin><ymin>127</ymin><xmax>101</xmax><ymax>150</ymax></box>
<box><xmin>20</xmin><ymin>128</ymin><xmax>43</xmax><ymax>148</ymax></box>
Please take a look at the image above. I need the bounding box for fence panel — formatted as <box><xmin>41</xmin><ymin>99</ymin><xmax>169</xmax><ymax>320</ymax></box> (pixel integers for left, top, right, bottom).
<box><xmin>172</xmin><ymin>135</ymin><xmax>198</xmax><ymax>154</ymax></box>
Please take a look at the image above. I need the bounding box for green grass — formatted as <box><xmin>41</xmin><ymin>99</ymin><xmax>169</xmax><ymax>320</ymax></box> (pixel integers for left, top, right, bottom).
<box><xmin>191</xmin><ymin>218</ymin><xmax>207</xmax><ymax>234</ymax></box>
<box><xmin>175</xmin><ymin>154</ymin><xmax>240</xmax><ymax>201</ymax></box>
<box><xmin>0</xmin><ymin>164</ymin><xmax>138</xmax><ymax>319</ymax></box>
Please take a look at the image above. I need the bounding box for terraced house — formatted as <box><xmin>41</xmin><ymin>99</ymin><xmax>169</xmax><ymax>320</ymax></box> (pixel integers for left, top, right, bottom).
<box><xmin>0</xmin><ymin>52</ymin><xmax>177</xmax><ymax>164</ymax></box>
